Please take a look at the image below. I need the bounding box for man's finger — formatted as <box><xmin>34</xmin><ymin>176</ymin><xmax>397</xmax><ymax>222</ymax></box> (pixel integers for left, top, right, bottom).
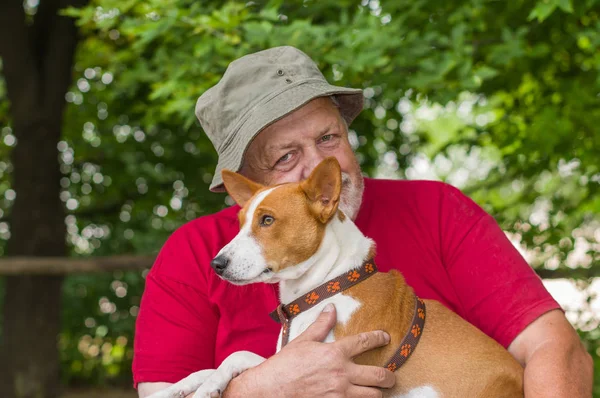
<box><xmin>335</xmin><ymin>330</ymin><xmax>390</xmax><ymax>358</ymax></box>
<box><xmin>292</xmin><ymin>303</ymin><xmax>337</xmax><ymax>343</ymax></box>
<box><xmin>347</xmin><ymin>363</ymin><xmax>396</xmax><ymax>389</ymax></box>
<box><xmin>346</xmin><ymin>385</ymin><xmax>384</xmax><ymax>398</ymax></box>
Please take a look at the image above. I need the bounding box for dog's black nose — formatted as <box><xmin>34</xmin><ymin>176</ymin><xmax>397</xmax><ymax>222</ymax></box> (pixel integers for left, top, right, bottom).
<box><xmin>211</xmin><ymin>255</ymin><xmax>229</xmax><ymax>275</ymax></box>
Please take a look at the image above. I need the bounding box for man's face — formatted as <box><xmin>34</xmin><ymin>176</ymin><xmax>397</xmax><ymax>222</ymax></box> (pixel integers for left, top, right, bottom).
<box><xmin>241</xmin><ymin>97</ymin><xmax>364</xmax><ymax>220</ymax></box>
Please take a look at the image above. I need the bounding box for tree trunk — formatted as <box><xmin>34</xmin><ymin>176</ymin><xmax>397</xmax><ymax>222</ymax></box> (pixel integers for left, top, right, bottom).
<box><xmin>0</xmin><ymin>120</ymin><xmax>67</xmax><ymax>398</ymax></box>
<box><xmin>0</xmin><ymin>0</ymin><xmax>85</xmax><ymax>397</ymax></box>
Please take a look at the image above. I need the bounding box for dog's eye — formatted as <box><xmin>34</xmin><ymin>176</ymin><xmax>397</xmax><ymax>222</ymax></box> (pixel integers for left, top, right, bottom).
<box><xmin>260</xmin><ymin>215</ymin><xmax>275</xmax><ymax>226</ymax></box>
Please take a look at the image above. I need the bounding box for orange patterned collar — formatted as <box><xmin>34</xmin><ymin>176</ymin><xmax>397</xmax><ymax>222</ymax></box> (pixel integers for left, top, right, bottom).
<box><xmin>269</xmin><ymin>259</ymin><xmax>378</xmax><ymax>333</ymax></box>
<box><xmin>269</xmin><ymin>259</ymin><xmax>426</xmax><ymax>372</ymax></box>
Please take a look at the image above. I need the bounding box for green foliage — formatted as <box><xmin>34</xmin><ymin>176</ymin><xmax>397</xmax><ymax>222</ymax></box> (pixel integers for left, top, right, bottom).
<box><xmin>1</xmin><ymin>0</ymin><xmax>599</xmax><ymax>393</ymax></box>
<box><xmin>528</xmin><ymin>0</ymin><xmax>574</xmax><ymax>22</ymax></box>
<box><xmin>60</xmin><ymin>271</ymin><xmax>143</xmax><ymax>387</ymax></box>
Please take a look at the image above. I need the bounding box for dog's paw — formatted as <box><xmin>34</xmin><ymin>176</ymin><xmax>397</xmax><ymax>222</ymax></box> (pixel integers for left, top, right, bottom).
<box><xmin>191</xmin><ymin>351</ymin><xmax>265</xmax><ymax>398</ymax></box>
<box><xmin>191</xmin><ymin>381</ymin><xmax>223</xmax><ymax>398</ymax></box>
<box><xmin>192</xmin><ymin>370</ymin><xmax>245</xmax><ymax>398</ymax></box>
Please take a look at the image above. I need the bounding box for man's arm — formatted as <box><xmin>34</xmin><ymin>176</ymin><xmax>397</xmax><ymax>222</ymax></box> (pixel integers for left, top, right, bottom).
<box><xmin>508</xmin><ymin>309</ymin><xmax>593</xmax><ymax>397</ymax></box>
<box><xmin>138</xmin><ymin>382</ymin><xmax>174</xmax><ymax>398</ymax></box>
<box><xmin>139</xmin><ymin>305</ymin><xmax>395</xmax><ymax>398</ymax></box>
<box><xmin>435</xmin><ymin>183</ymin><xmax>592</xmax><ymax>396</ymax></box>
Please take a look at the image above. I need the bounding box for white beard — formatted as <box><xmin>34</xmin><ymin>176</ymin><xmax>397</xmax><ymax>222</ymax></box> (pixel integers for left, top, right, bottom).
<box><xmin>339</xmin><ymin>172</ymin><xmax>364</xmax><ymax>220</ymax></box>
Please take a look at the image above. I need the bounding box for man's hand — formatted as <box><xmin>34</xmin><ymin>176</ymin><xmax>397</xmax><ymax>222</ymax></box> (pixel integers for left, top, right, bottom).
<box><xmin>223</xmin><ymin>303</ymin><xmax>396</xmax><ymax>397</ymax></box>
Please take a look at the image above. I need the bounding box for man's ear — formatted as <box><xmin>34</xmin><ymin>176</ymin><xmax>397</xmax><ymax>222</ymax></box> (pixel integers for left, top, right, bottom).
<box><xmin>300</xmin><ymin>157</ymin><xmax>342</xmax><ymax>223</ymax></box>
<box><xmin>221</xmin><ymin>170</ymin><xmax>264</xmax><ymax>207</ymax></box>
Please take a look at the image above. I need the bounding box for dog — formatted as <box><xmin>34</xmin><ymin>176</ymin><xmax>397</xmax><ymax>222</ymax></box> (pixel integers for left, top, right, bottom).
<box><xmin>149</xmin><ymin>157</ymin><xmax>524</xmax><ymax>398</ymax></box>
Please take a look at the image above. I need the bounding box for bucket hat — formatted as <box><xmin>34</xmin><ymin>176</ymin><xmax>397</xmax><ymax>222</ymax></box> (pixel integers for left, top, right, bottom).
<box><xmin>195</xmin><ymin>46</ymin><xmax>364</xmax><ymax>192</ymax></box>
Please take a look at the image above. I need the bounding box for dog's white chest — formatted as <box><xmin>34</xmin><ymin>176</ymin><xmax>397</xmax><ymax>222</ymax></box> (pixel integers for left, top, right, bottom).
<box><xmin>276</xmin><ymin>293</ymin><xmax>361</xmax><ymax>351</ymax></box>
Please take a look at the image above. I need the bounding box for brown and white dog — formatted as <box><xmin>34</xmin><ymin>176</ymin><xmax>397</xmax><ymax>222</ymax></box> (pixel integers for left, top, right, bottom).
<box><xmin>150</xmin><ymin>157</ymin><xmax>524</xmax><ymax>398</ymax></box>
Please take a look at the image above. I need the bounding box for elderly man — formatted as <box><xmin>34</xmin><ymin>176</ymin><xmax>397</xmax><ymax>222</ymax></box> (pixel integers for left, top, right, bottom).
<box><xmin>134</xmin><ymin>46</ymin><xmax>593</xmax><ymax>397</ymax></box>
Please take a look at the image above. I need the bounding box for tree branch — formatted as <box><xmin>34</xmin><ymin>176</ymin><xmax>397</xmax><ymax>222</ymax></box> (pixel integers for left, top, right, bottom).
<box><xmin>534</xmin><ymin>267</ymin><xmax>599</xmax><ymax>280</ymax></box>
<box><xmin>0</xmin><ymin>255</ymin><xmax>155</xmax><ymax>275</ymax></box>
<box><xmin>0</xmin><ymin>255</ymin><xmax>595</xmax><ymax>279</ymax></box>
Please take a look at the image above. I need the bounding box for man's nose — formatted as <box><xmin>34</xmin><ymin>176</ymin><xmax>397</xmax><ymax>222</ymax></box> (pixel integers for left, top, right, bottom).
<box><xmin>300</xmin><ymin>151</ymin><xmax>327</xmax><ymax>180</ymax></box>
<box><xmin>211</xmin><ymin>255</ymin><xmax>230</xmax><ymax>275</ymax></box>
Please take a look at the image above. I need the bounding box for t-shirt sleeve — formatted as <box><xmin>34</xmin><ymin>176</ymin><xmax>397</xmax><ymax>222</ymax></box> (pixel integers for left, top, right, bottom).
<box><xmin>132</xmin><ymin>227</ymin><xmax>219</xmax><ymax>388</ymax></box>
<box><xmin>439</xmin><ymin>183</ymin><xmax>562</xmax><ymax>348</ymax></box>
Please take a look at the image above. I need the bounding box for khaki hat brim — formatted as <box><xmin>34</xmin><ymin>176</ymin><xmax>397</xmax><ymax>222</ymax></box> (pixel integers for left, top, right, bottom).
<box><xmin>209</xmin><ymin>79</ymin><xmax>363</xmax><ymax>192</ymax></box>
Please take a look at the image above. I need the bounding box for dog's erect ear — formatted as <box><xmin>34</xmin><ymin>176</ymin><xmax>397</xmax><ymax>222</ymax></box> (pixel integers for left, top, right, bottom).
<box><xmin>301</xmin><ymin>157</ymin><xmax>342</xmax><ymax>223</ymax></box>
<box><xmin>221</xmin><ymin>170</ymin><xmax>264</xmax><ymax>208</ymax></box>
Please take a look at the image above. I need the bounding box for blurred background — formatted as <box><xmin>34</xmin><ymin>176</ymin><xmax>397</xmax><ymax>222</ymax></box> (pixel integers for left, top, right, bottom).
<box><xmin>0</xmin><ymin>0</ymin><xmax>598</xmax><ymax>397</ymax></box>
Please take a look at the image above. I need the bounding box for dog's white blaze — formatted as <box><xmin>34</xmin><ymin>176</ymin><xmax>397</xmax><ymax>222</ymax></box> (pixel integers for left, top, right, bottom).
<box><xmin>241</xmin><ymin>187</ymin><xmax>277</xmax><ymax>233</ymax></box>
<box><xmin>392</xmin><ymin>386</ymin><xmax>439</xmax><ymax>398</ymax></box>
<box><xmin>217</xmin><ymin>187</ymin><xmax>277</xmax><ymax>282</ymax></box>
<box><xmin>276</xmin><ymin>294</ymin><xmax>361</xmax><ymax>351</ymax></box>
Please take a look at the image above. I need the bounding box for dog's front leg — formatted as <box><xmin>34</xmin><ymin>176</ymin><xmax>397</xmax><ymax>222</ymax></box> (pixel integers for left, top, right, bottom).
<box><xmin>147</xmin><ymin>369</ymin><xmax>216</xmax><ymax>398</ymax></box>
<box><xmin>192</xmin><ymin>351</ymin><xmax>265</xmax><ymax>398</ymax></box>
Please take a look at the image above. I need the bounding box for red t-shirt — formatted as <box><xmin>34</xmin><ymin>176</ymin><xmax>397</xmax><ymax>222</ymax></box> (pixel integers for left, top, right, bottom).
<box><xmin>132</xmin><ymin>178</ymin><xmax>560</xmax><ymax>387</ymax></box>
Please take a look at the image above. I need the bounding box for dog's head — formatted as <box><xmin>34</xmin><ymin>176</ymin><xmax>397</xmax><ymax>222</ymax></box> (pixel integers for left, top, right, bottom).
<box><xmin>211</xmin><ymin>157</ymin><xmax>343</xmax><ymax>285</ymax></box>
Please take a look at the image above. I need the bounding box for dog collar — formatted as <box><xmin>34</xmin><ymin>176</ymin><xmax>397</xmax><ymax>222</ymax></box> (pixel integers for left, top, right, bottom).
<box><xmin>383</xmin><ymin>296</ymin><xmax>426</xmax><ymax>372</ymax></box>
<box><xmin>269</xmin><ymin>258</ymin><xmax>378</xmax><ymax>329</ymax></box>
<box><xmin>269</xmin><ymin>260</ymin><xmax>426</xmax><ymax>372</ymax></box>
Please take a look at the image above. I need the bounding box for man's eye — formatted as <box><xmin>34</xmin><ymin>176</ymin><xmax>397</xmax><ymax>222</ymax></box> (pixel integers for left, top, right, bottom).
<box><xmin>276</xmin><ymin>153</ymin><xmax>292</xmax><ymax>164</ymax></box>
<box><xmin>320</xmin><ymin>134</ymin><xmax>337</xmax><ymax>143</ymax></box>
<box><xmin>260</xmin><ymin>215</ymin><xmax>275</xmax><ymax>226</ymax></box>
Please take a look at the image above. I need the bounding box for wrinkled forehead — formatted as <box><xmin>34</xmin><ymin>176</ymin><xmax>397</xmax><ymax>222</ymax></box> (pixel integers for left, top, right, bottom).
<box><xmin>238</xmin><ymin>184</ymin><xmax>306</xmax><ymax>226</ymax></box>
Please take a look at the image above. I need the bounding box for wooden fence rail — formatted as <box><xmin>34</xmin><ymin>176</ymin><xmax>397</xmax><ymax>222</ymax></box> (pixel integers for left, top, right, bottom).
<box><xmin>0</xmin><ymin>255</ymin><xmax>155</xmax><ymax>275</ymax></box>
<box><xmin>0</xmin><ymin>256</ymin><xmax>596</xmax><ymax>278</ymax></box>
